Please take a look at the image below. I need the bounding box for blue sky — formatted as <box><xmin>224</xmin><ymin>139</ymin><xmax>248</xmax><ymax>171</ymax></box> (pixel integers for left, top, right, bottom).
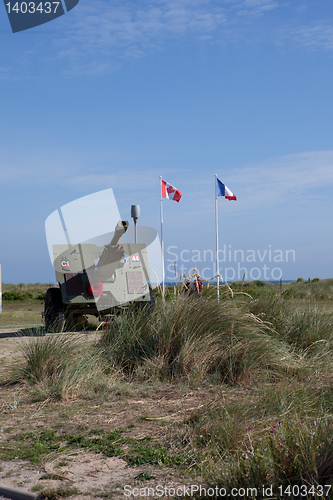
<box><xmin>0</xmin><ymin>0</ymin><xmax>332</xmax><ymax>284</ymax></box>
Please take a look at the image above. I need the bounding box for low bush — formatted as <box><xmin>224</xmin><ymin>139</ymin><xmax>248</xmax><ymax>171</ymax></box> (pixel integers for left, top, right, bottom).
<box><xmin>3</xmin><ymin>290</ymin><xmax>33</xmax><ymax>301</ymax></box>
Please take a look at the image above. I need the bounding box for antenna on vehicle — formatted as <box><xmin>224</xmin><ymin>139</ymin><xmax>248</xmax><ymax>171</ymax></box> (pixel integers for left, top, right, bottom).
<box><xmin>131</xmin><ymin>205</ymin><xmax>140</xmax><ymax>244</ymax></box>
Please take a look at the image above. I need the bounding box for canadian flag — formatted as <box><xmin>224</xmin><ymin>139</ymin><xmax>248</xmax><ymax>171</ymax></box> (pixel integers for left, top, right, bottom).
<box><xmin>161</xmin><ymin>180</ymin><xmax>182</xmax><ymax>202</ymax></box>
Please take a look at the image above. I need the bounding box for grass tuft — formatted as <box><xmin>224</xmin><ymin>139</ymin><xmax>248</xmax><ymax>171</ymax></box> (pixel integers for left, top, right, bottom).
<box><xmin>203</xmin><ymin>416</ymin><xmax>333</xmax><ymax>496</ymax></box>
<box><xmin>99</xmin><ymin>295</ymin><xmax>299</xmax><ymax>383</ymax></box>
<box><xmin>11</xmin><ymin>334</ymin><xmax>108</xmax><ymax>401</ymax></box>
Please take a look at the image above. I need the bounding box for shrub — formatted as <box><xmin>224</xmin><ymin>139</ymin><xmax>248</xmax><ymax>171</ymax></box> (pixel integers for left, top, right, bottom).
<box><xmin>2</xmin><ymin>291</ymin><xmax>30</xmax><ymax>301</ymax></box>
<box><xmin>36</xmin><ymin>291</ymin><xmax>46</xmax><ymax>301</ymax></box>
<box><xmin>3</xmin><ymin>289</ymin><xmax>42</xmax><ymax>301</ymax></box>
<box><xmin>151</xmin><ymin>286</ymin><xmax>174</xmax><ymax>301</ymax></box>
<box><xmin>253</xmin><ymin>280</ymin><xmax>265</xmax><ymax>287</ymax></box>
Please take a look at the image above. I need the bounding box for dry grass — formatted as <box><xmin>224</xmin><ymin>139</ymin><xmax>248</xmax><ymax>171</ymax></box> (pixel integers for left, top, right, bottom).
<box><xmin>9</xmin><ymin>334</ymin><xmax>115</xmax><ymax>402</ymax></box>
<box><xmin>99</xmin><ymin>295</ymin><xmax>301</xmax><ymax>384</ymax></box>
<box><xmin>2</xmin><ymin>281</ymin><xmax>333</xmax><ymax>498</ymax></box>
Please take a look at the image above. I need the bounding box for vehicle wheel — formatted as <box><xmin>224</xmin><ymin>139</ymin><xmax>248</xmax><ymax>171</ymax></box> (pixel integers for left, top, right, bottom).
<box><xmin>44</xmin><ymin>288</ymin><xmax>66</xmax><ymax>332</ymax></box>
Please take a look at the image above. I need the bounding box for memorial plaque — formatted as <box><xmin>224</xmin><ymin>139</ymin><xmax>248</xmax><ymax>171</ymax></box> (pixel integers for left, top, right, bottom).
<box><xmin>126</xmin><ymin>271</ymin><xmax>144</xmax><ymax>294</ymax></box>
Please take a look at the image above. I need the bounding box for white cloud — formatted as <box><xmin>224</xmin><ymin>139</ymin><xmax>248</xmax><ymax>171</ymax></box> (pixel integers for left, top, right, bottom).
<box><xmin>2</xmin><ymin>150</ymin><xmax>332</xmax><ymax>208</ymax></box>
<box><xmin>55</xmin><ymin>0</ymin><xmax>227</xmax><ymax>66</ymax></box>
<box><xmin>63</xmin><ymin>151</ymin><xmax>333</xmax><ymax>221</ymax></box>
<box><xmin>235</xmin><ymin>0</ymin><xmax>279</xmax><ymax>16</ymax></box>
<box><xmin>49</xmin><ymin>0</ymin><xmax>281</xmax><ymax>75</ymax></box>
<box><xmin>225</xmin><ymin>150</ymin><xmax>333</xmax><ymax>209</ymax></box>
<box><xmin>162</xmin><ymin>150</ymin><xmax>333</xmax><ymax>217</ymax></box>
<box><xmin>5</xmin><ymin>0</ymin><xmax>333</xmax><ymax>78</ymax></box>
<box><xmin>288</xmin><ymin>23</ymin><xmax>333</xmax><ymax>50</ymax></box>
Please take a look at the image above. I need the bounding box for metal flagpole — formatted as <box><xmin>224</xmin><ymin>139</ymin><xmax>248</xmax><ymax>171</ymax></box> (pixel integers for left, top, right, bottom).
<box><xmin>160</xmin><ymin>176</ymin><xmax>165</xmax><ymax>301</ymax></box>
<box><xmin>215</xmin><ymin>174</ymin><xmax>219</xmax><ymax>302</ymax></box>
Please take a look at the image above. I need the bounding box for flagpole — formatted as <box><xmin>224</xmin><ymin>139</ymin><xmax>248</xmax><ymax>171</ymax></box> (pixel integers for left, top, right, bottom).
<box><xmin>215</xmin><ymin>174</ymin><xmax>219</xmax><ymax>302</ymax></box>
<box><xmin>160</xmin><ymin>176</ymin><xmax>165</xmax><ymax>301</ymax></box>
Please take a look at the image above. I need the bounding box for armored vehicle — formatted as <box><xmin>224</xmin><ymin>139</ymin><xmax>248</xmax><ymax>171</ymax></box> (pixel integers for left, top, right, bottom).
<box><xmin>44</xmin><ymin>219</ymin><xmax>155</xmax><ymax>331</ymax></box>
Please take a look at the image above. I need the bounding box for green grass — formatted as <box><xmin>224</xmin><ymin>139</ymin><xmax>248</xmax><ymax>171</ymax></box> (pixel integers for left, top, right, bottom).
<box><xmin>10</xmin><ymin>334</ymin><xmax>112</xmax><ymax>401</ymax></box>
<box><xmin>36</xmin><ymin>486</ymin><xmax>80</xmax><ymax>500</ymax></box>
<box><xmin>0</xmin><ymin>429</ymin><xmax>66</xmax><ymax>463</ymax></box>
<box><xmin>283</xmin><ymin>278</ymin><xmax>333</xmax><ymax>301</ymax></box>
<box><xmin>134</xmin><ymin>472</ymin><xmax>156</xmax><ymax>481</ymax></box>
<box><xmin>182</xmin><ymin>375</ymin><xmax>333</xmax><ymax>494</ymax></box>
<box><xmin>99</xmin><ymin>294</ymin><xmax>299</xmax><ymax>383</ymax></box>
<box><xmin>0</xmin><ymin>426</ymin><xmax>185</xmax><ymax>468</ymax></box>
<box><xmin>201</xmin><ymin>415</ymin><xmax>333</xmax><ymax>498</ymax></box>
<box><xmin>4</xmin><ymin>280</ymin><xmax>333</xmax><ymax>493</ymax></box>
<box><xmin>248</xmin><ymin>293</ymin><xmax>333</xmax><ymax>349</ymax></box>
<box><xmin>2</xmin><ymin>283</ymin><xmax>52</xmax><ymax>301</ymax></box>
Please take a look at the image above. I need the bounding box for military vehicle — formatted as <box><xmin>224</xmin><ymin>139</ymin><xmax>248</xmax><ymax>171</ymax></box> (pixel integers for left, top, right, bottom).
<box><xmin>44</xmin><ymin>218</ymin><xmax>155</xmax><ymax>331</ymax></box>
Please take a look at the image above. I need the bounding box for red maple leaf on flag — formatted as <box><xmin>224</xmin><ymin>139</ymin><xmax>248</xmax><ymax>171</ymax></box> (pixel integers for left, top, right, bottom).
<box><xmin>161</xmin><ymin>180</ymin><xmax>182</xmax><ymax>202</ymax></box>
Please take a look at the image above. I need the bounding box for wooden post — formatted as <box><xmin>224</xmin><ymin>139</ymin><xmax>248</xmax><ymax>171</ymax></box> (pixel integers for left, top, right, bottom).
<box><xmin>0</xmin><ymin>264</ymin><xmax>2</xmax><ymax>313</ymax></box>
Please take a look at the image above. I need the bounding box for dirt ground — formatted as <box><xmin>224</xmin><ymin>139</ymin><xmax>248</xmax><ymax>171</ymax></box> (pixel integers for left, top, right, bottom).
<box><xmin>0</xmin><ymin>329</ymin><xmax>215</xmax><ymax>500</ymax></box>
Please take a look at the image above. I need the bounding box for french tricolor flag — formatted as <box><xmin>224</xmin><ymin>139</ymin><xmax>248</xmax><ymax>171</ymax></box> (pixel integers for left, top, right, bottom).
<box><xmin>216</xmin><ymin>178</ymin><xmax>237</xmax><ymax>201</ymax></box>
<box><xmin>161</xmin><ymin>180</ymin><xmax>182</xmax><ymax>202</ymax></box>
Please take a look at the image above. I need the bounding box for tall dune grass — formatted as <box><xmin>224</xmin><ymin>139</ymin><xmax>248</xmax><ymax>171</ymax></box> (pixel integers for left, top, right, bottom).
<box><xmin>12</xmin><ymin>334</ymin><xmax>108</xmax><ymax>401</ymax></box>
<box><xmin>249</xmin><ymin>293</ymin><xmax>333</xmax><ymax>349</ymax></box>
<box><xmin>187</xmin><ymin>382</ymin><xmax>333</xmax><ymax>497</ymax></box>
<box><xmin>12</xmin><ymin>289</ymin><xmax>333</xmax><ymax>397</ymax></box>
<box><xmin>99</xmin><ymin>296</ymin><xmax>299</xmax><ymax>382</ymax></box>
<box><xmin>201</xmin><ymin>414</ymin><xmax>333</xmax><ymax>497</ymax></box>
<box><xmin>8</xmin><ymin>282</ymin><xmax>333</xmax><ymax>491</ymax></box>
